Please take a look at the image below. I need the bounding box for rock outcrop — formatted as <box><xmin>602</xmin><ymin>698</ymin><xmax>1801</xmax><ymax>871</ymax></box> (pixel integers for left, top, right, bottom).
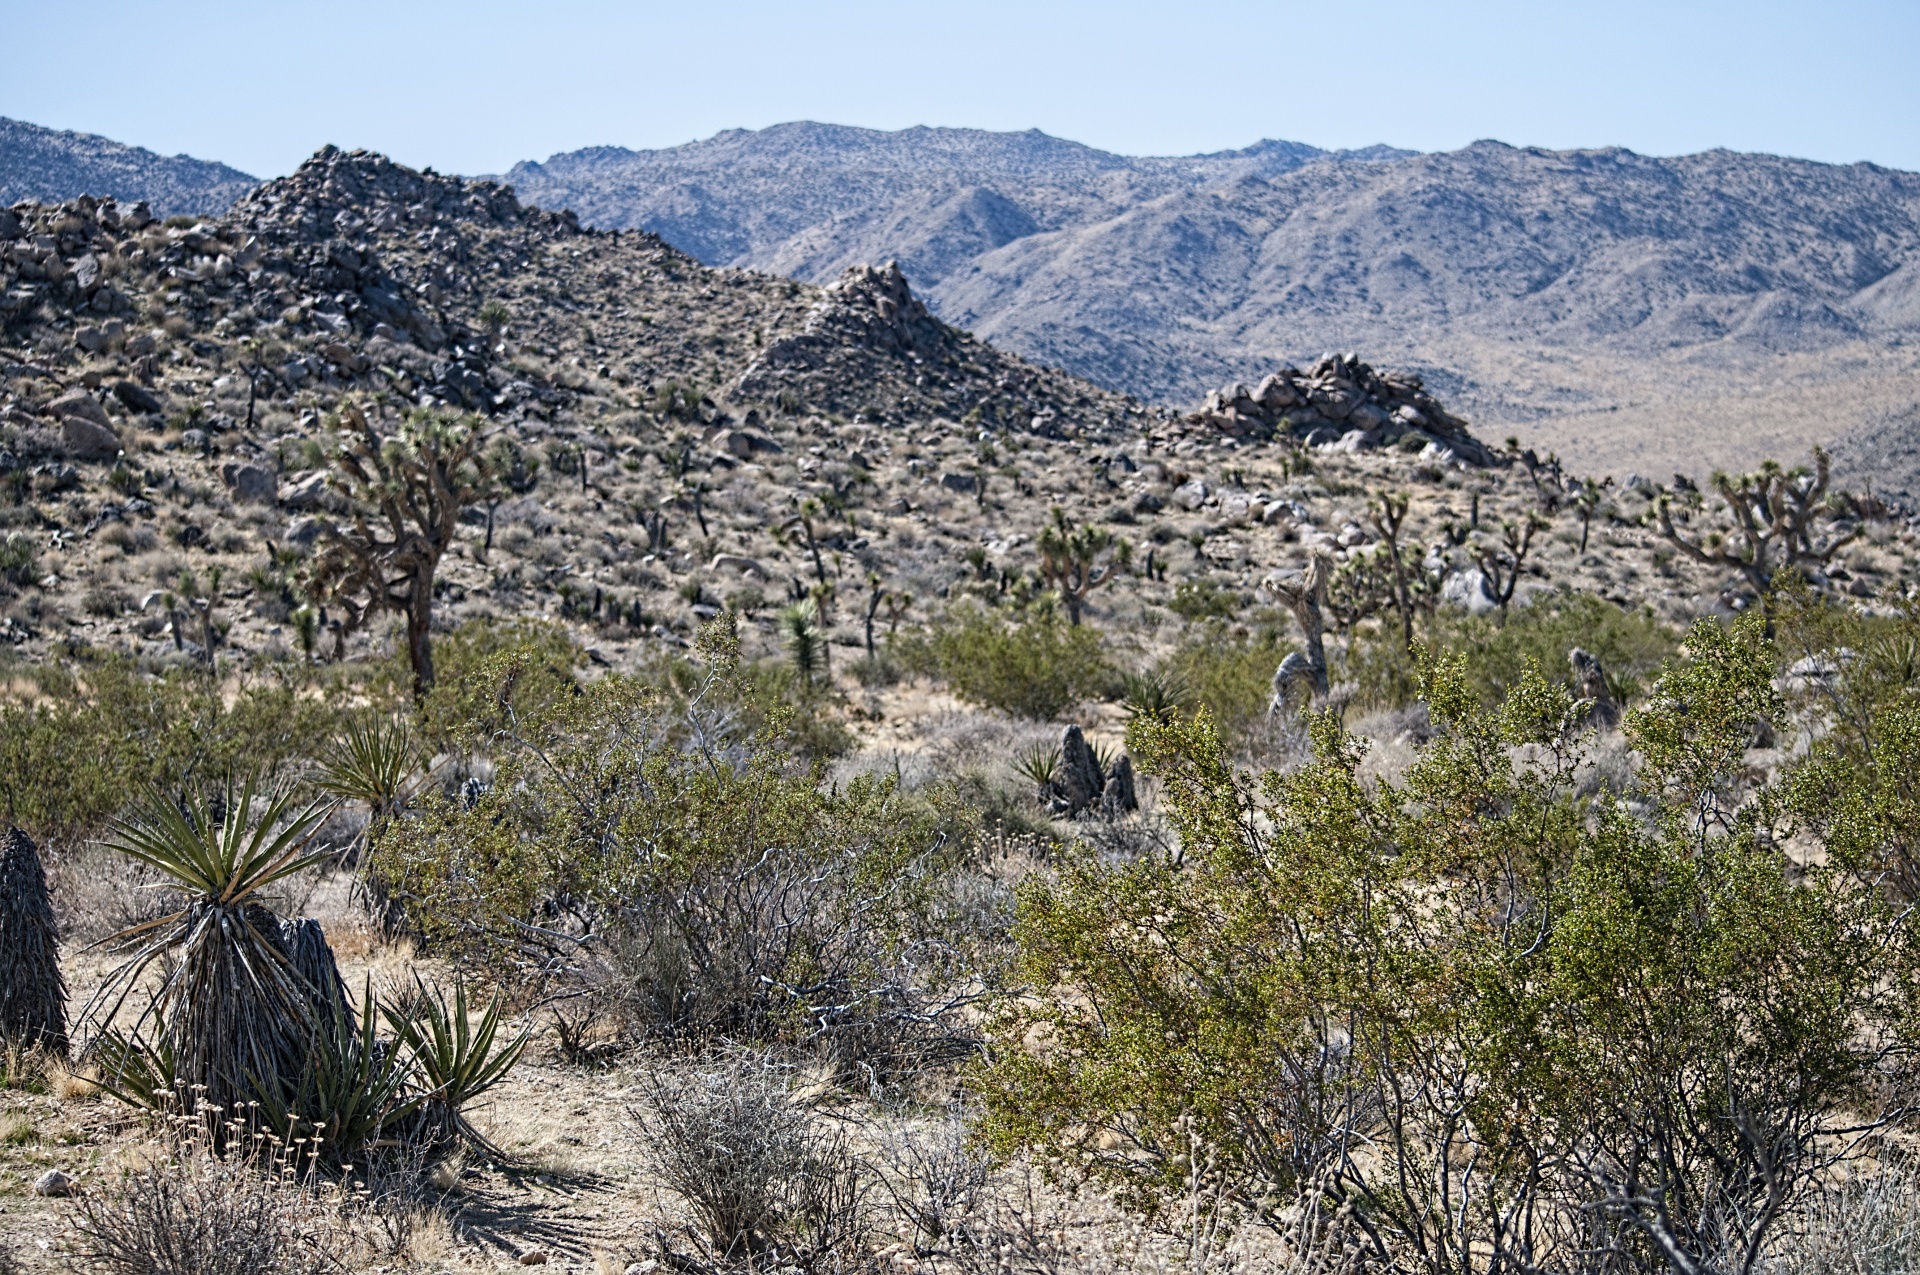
<box><xmin>1182</xmin><ymin>352</ymin><xmax>1494</xmax><ymax>464</ymax></box>
<box><xmin>735</xmin><ymin>260</ymin><xmax>1140</xmax><ymax>433</ymax></box>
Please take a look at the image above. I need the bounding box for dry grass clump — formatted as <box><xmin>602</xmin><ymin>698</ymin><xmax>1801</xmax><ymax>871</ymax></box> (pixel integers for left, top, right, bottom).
<box><xmin>73</xmin><ymin>1125</ymin><xmax>357</xmax><ymax>1275</ymax></box>
<box><xmin>639</xmin><ymin>1052</ymin><xmax>870</xmax><ymax>1271</ymax></box>
<box><xmin>1776</xmin><ymin>1155</ymin><xmax>1920</xmax><ymax>1275</ymax></box>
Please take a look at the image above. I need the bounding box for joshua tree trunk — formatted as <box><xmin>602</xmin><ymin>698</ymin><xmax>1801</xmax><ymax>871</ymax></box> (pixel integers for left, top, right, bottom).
<box><xmin>407</xmin><ymin>572</ymin><xmax>435</xmax><ymax>699</ymax></box>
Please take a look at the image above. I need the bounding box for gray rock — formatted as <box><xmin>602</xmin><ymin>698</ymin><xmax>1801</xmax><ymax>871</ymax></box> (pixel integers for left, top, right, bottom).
<box><xmin>222</xmin><ymin>462</ymin><xmax>278</xmax><ymax>504</ymax></box>
<box><xmin>1172</xmin><ymin>479</ymin><xmax>1209</xmax><ymax>510</ymax></box>
<box><xmin>940</xmin><ymin>471</ymin><xmax>979</xmax><ymax>493</ymax></box>
<box><xmin>707</xmin><ymin>553</ymin><xmax>767</xmax><ymax>577</ymax></box>
<box><xmin>181</xmin><ymin>429</ymin><xmax>211</xmax><ymax>452</ymax></box>
<box><xmin>284</xmin><ymin>516</ymin><xmax>330</xmax><ymax>547</ymax></box>
<box><xmin>279</xmin><ymin>471</ymin><xmax>339</xmax><ymax>512</ymax></box>
<box><xmin>71</xmin><ymin>253</ymin><xmax>101</xmax><ymax>292</ymax></box>
<box><xmin>73</xmin><ymin>325</ymin><xmax>108</xmax><ymax>353</ymax></box>
<box><xmin>62</xmin><ymin>417</ymin><xmax>122</xmax><ymax>461</ymax></box>
<box><xmin>1441</xmin><ymin>568</ymin><xmax>1497</xmax><ymax>616</ymax></box>
<box><xmin>1100</xmin><ymin>754</ymin><xmax>1138</xmax><ymax>815</ymax></box>
<box><xmin>1058</xmin><ymin>725</ymin><xmax>1105</xmax><ymax>816</ymax></box>
<box><xmin>112</xmin><ymin>379</ymin><xmax>165</xmax><ymax>415</ymax></box>
<box><xmin>712</xmin><ymin>428</ymin><xmax>782</xmax><ymax>459</ymax></box>
<box><xmin>46</xmin><ymin>388</ymin><xmax>111</xmax><ymax>429</ymax></box>
<box><xmin>0</xmin><ymin>210</ymin><xmax>20</xmax><ymax>240</ymax></box>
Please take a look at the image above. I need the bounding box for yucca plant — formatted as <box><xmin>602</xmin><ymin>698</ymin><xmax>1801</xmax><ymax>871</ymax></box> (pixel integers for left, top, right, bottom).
<box><xmin>86</xmin><ymin>777</ymin><xmax>330</xmax><ymax>1118</ymax></box>
<box><xmin>314</xmin><ymin>715</ymin><xmax>426</xmax><ymax>931</ymax></box>
<box><xmin>384</xmin><ymin>977</ymin><xmax>528</xmax><ymax>1153</ymax></box>
<box><xmin>256</xmin><ymin>980</ymin><xmax>421</xmax><ymax>1166</ymax></box>
<box><xmin>1119</xmin><ymin>668</ymin><xmax>1192</xmax><ymax>723</ymax></box>
<box><xmin>0</xmin><ymin>828</ymin><xmax>67</xmax><ymax>1055</ymax></box>
<box><xmin>314</xmin><ymin>716</ymin><xmax>424</xmax><ymax>831</ymax></box>
<box><xmin>1013</xmin><ymin>742</ymin><xmax>1061</xmax><ymax>801</ymax></box>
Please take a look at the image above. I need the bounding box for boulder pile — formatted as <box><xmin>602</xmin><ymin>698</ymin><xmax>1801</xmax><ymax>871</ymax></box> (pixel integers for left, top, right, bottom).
<box><xmin>735</xmin><ymin>260</ymin><xmax>1139</xmax><ymax>434</ymax></box>
<box><xmin>1184</xmin><ymin>352</ymin><xmax>1493</xmax><ymax>465</ymax></box>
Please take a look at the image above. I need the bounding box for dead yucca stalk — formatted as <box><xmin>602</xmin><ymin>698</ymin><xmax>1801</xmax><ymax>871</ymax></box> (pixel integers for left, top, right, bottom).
<box><xmin>0</xmin><ymin>827</ymin><xmax>66</xmax><ymax>1055</ymax></box>
<box><xmin>85</xmin><ymin>777</ymin><xmax>331</xmax><ymax>1118</ymax></box>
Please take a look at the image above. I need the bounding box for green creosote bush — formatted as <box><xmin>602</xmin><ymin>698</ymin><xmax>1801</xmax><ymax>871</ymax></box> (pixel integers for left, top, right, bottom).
<box><xmin>1347</xmin><ymin>588</ymin><xmax>1678</xmax><ymax>711</ymax></box>
<box><xmin>907</xmin><ymin>604</ymin><xmax>1113</xmax><ymax>722</ymax></box>
<box><xmin>1158</xmin><ymin>622</ymin><xmax>1292</xmax><ymax>746</ymax></box>
<box><xmin>373</xmin><ymin>618</ymin><xmax>989</xmax><ymax>1079</ymax></box>
<box><xmin>979</xmin><ymin>613</ymin><xmax>1909</xmax><ymax>1275</ymax></box>
<box><xmin>375</xmin><ymin>615</ymin><xmax>582</xmax><ymax>749</ymax></box>
<box><xmin>0</xmin><ymin>658</ymin><xmax>355</xmax><ymax>849</ymax></box>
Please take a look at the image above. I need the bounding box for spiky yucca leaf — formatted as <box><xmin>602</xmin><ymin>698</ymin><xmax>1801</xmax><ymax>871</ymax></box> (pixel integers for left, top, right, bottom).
<box><xmin>257</xmin><ymin>980</ymin><xmax>422</xmax><ymax>1165</ymax></box>
<box><xmin>384</xmin><ymin>977</ymin><xmax>527</xmax><ymax>1151</ymax></box>
<box><xmin>1014</xmin><ymin>742</ymin><xmax>1061</xmax><ymax>794</ymax></box>
<box><xmin>1120</xmin><ymin>668</ymin><xmax>1192</xmax><ymax>722</ymax></box>
<box><xmin>314</xmin><ymin>716</ymin><xmax>424</xmax><ymax>825</ymax></box>
<box><xmin>101</xmin><ymin>777</ymin><xmax>327</xmax><ymax>906</ymax></box>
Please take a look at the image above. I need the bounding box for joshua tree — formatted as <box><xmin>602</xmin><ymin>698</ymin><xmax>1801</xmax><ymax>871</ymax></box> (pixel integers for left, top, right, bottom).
<box><xmin>1366</xmin><ymin>490</ymin><xmax>1415</xmax><ymax>650</ymax></box>
<box><xmin>307</xmin><ymin>402</ymin><xmax>507</xmax><ymax>696</ymax></box>
<box><xmin>1654</xmin><ymin>447</ymin><xmax>1862</xmax><ymax>631</ymax></box>
<box><xmin>0</xmin><ymin>828</ymin><xmax>66</xmax><ymax>1055</ymax></box>
<box><xmin>1575</xmin><ymin>477</ymin><xmax>1609</xmax><ymax>553</ymax></box>
<box><xmin>1036</xmin><ymin>507</ymin><xmax>1131</xmax><ymax>626</ymax></box>
<box><xmin>1262</xmin><ymin>553</ymin><xmax>1334</xmax><ymax>698</ymax></box>
<box><xmin>1472</xmin><ymin>513</ymin><xmax>1549</xmax><ymax>612</ymax></box>
<box><xmin>781</xmin><ymin>499</ymin><xmax>830</xmax><ymax>586</ymax></box>
<box><xmin>863</xmin><ymin>572</ymin><xmax>884</xmax><ymax>657</ymax></box>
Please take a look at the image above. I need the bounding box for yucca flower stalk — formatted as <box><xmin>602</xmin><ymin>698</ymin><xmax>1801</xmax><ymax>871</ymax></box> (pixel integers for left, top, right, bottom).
<box><xmin>85</xmin><ymin>776</ymin><xmax>331</xmax><ymax>1118</ymax></box>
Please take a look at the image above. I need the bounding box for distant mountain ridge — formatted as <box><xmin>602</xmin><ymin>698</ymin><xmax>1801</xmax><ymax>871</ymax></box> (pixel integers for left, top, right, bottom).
<box><xmin>501</xmin><ymin>124</ymin><xmax>1920</xmax><ymax>478</ymax></box>
<box><xmin>0</xmin><ymin>117</ymin><xmax>256</xmax><ymax>217</ymax></box>
<box><xmin>497</xmin><ymin>122</ymin><xmax>1413</xmax><ymax>291</ymax></box>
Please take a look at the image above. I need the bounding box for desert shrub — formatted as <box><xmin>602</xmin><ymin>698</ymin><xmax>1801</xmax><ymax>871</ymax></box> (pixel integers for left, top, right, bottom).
<box><xmin>383</xmin><ymin>616</ymin><xmax>581</xmax><ymax>747</ymax></box>
<box><xmin>639</xmin><ymin>1054</ymin><xmax>870</xmax><ymax>1269</ymax></box>
<box><xmin>1778</xmin><ymin>1154</ymin><xmax>1920</xmax><ymax>1275</ymax></box>
<box><xmin>74</xmin><ymin>1126</ymin><xmax>355</xmax><ymax>1275</ymax></box>
<box><xmin>981</xmin><ymin>615</ymin><xmax>1907</xmax><ymax>1273</ymax></box>
<box><xmin>1348</xmin><ymin>588</ymin><xmax>1678</xmax><ymax>710</ymax></box>
<box><xmin>913</xmin><ymin>604</ymin><xmax>1112</xmax><ymax>721</ymax></box>
<box><xmin>1168</xmin><ymin>577</ymin><xmax>1241</xmax><ymax>622</ymax></box>
<box><xmin>0</xmin><ymin>659</ymin><xmax>352</xmax><ymax>849</ymax></box>
<box><xmin>374</xmin><ymin>620</ymin><xmax>986</xmax><ymax>1076</ymax></box>
<box><xmin>1160</xmin><ymin>622</ymin><xmax>1291</xmax><ymax>745</ymax></box>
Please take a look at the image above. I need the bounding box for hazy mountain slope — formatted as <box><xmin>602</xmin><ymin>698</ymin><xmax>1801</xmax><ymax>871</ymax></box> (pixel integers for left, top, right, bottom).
<box><xmin>498</xmin><ymin>122</ymin><xmax>1409</xmax><ymax>290</ymax></box>
<box><xmin>944</xmin><ymin>142</ymin><xmax>1920</xmax><ymax>389</ymax></box>
<box><xmin>0</xmin><ymin>117</ymin><xmax>256</xmax><ymax>217</ymax></box>
<box><xmin>502</xmin><ymin>126</ymin><xmax>1920</xmax><ymax>477</ymax></box>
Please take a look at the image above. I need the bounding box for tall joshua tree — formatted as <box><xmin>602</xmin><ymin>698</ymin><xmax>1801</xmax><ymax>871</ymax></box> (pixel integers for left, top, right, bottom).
<box><xmin>307</xmin><ymin>402</ymin><xmax>508</xmax><ymax>697</ymax></box>
<box><xmin>1036</xmin><ymin>507</ymin><xmax>1131</xmax><ymax>626</ymax></box>
<box><xmin>0</xmin><ymin>828</ymin><xmax>66</xmax><ymax>1055</ymax></box>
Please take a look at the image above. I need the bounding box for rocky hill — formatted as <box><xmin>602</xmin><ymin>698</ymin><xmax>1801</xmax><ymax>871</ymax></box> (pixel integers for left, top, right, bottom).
<box><xmin>0</xmin><ymin>117</ymin><xmax>256</xmax><ymax>218</ymax></box>
<box><xmin>4</xmin><ymin>144</ymin><xmax>1901</xmax><ymax>690</ymax></box>
<box><xmin>505</xmin><ymin>125</ymin><xmax>1920</xmax><ymax>480</ymax></box>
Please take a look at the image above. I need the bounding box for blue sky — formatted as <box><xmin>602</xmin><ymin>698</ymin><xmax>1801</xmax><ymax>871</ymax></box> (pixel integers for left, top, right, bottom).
<box><xmin>4</xmin><ymin>0</ymin><xmax>1915</xmax><ymax>177</ymax></box>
